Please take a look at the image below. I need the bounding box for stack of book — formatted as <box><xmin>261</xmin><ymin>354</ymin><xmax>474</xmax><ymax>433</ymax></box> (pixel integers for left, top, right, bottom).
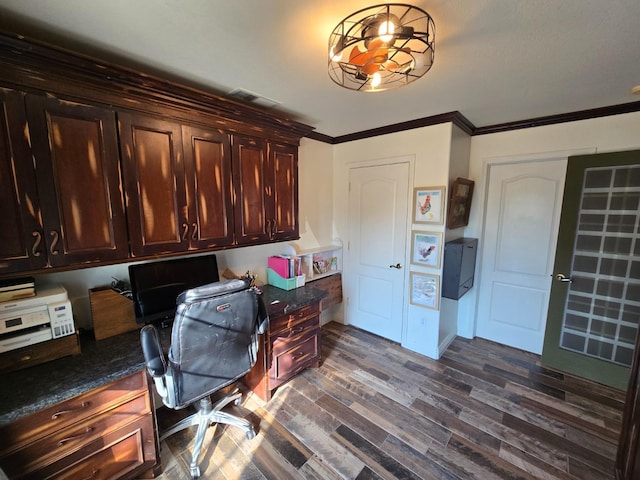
<box><xmin>0</xmin><ymin>276</ymin><xmax>36</xmax><ymax>303</ymax></box>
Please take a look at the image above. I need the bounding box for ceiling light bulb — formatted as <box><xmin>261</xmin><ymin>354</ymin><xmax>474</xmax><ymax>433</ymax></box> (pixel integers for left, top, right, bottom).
<box><xmin>378</xmin><ymin>20</ymin><xmax>395</xmax><ymax>43</ymax></box>
<box><xmin>330</xmin><ymin>45</ymin><xmax>343</xmax><ymax>62</ymax></box>
<box><xmin>371</xmin><ymin>72</ymin><xmax>382</xmax><ymax>88</ymax></box>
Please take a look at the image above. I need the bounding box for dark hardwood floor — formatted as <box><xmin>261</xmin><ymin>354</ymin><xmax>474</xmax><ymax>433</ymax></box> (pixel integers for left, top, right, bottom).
<box><xmin>149</xmin><ymin>322</ymin><xmax>626</xmax><ymax>479</ymax></box>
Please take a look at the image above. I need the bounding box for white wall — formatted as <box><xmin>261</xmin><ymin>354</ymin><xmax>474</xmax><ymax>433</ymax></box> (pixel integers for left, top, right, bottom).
<box><xmin>333</xmin><ymin>123</ymin><xmax>454</xmax><ymax>358</ymax></box>
<box><xmin>459</xmin><ymin>111</ymin><xmax>640</xmax><ymax>338</ymax></box>
<box><xmin>297</xmin><ymin>138</ymin><xmax>335</xmax><ymax>248</ymax></box>
<box><xmin>440</xmin><ymin>124</ymin><xmax>472</xmax><ymax>349</ymax></box>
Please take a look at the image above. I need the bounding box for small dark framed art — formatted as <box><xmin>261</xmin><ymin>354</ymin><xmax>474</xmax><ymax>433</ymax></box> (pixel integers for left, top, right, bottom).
<box><xmin>447</xmin><ymin>178</ymin><xmax>474</xmax><ymax>229</ymax></box>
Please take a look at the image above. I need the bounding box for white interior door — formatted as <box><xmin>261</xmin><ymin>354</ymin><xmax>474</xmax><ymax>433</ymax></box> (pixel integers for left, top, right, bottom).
<box><xmin>476</xmin><ymin>158</ymin><xmax>567</xmax><ymax>353</ymax></box>
<box><xmin>346</xmin><ymin>161</ymin><xmax>409</xmax><ymax>342</ymax></box>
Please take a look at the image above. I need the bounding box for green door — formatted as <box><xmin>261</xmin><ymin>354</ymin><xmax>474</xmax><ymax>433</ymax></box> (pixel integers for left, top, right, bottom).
<box><xmin>542</xmin><ymin>150</ymin><xmax>640</xmax><ymax>390</ymax></box>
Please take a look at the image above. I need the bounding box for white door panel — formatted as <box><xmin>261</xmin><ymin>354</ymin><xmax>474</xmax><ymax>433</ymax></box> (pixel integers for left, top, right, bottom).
<box><xmin>347</xmin><ymin>162</ymin><xmax>409</xmax><ymax>342</ymax></box>
<box><xmin>476</xmin><ymin>159</ymin><xmax>567</xmax><ymax>353</ymax></box>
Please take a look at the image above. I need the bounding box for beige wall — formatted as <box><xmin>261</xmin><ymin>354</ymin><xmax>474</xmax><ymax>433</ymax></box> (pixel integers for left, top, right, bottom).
<box><xmin>332</xmin><ymin>123</ymin><xmax>455</xmax><ymax>358</ymax></box>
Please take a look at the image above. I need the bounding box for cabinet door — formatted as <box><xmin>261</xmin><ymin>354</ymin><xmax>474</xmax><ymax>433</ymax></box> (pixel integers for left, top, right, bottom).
<box><xmin>118</xmin><ymin>112</ymin><xmax>188</xmax><ymax>256</ymax></box>
<box><xmin>26</xmin><ymin>95</ymin><xmax>128</xmax><ymax>267</ymax></box>
<box><xmin>269</xmin><ymin>142</ymin><xmax>299</xmax><ymax>241</ymax></box>
<box><xmin>182</xmin><ymin>125</ymin><xmax>234</xmax><ymax>249</ymax></box>
<box><xmin>232</xmin><ymin>135</ymin><xmax>270</xmax><ymax>244</ymax></box>
<box><xmin>0</xmin><ymin>88</ymin><xmax>47</xmax><ymax>273</ymax></box>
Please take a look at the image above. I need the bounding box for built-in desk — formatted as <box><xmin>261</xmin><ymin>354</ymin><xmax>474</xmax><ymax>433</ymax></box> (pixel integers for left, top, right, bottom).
<box><xmin>0</xmin><ymin>283</ymin><xmax>327</xmax><ymax>424</ymax></box>
<box><xmin>0</xmin><ymin>282</ymin><xmax>328</xmax><ymax>478</ymax></box>
<box><xmin>0</xmin><ymin>329</ymin><xmax>166</xmax><ymax>479</ymax></box>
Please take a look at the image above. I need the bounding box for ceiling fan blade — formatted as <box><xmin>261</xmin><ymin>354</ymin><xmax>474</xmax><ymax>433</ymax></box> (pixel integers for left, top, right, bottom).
<box><xmin>349</xmin><ymin>37</ymin><xmax>389</xmax><ymax>74</ymax></box>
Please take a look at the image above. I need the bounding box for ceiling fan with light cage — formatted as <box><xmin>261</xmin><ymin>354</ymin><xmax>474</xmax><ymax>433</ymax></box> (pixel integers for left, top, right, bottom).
<box><xmin>328</xmin><ymin>3</ymin><xmax>435</xmax><ymax>92</ymax></box>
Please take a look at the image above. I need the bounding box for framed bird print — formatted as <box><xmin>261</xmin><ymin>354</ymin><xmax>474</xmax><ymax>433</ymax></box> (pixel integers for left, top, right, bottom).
<box><xmin>413</xmin><ymin>186</ymin><xmax>445</xmax><ymax>224</ymax></box>
<box><xmin>410</xmin><ymin>272</ymin><xmax>439</xmax><ymax>310</ymax></box>
<box><xmin>411</xmin><ymin>230</ymin><xmax>442</xmax><ymax>268</ymax></box>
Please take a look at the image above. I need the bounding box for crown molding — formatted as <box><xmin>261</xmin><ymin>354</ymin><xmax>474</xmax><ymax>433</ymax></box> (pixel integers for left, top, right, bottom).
<box><xmin>306</xmin><ymin>101</ymin><xmax>640</xmax><ymax>144</ymax></box>
<box><xmin>472</xmin><ymin>101</ymin><xmax>640</xmax><ymax>135</ymax></box>
<box><xmin>311</xmin><ymin>111</ymin><xmax>474</xmax><ymax>145</ymax></box>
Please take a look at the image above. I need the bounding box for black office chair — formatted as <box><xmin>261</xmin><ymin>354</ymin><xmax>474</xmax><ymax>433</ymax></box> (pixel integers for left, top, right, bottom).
<box><xmin>140</xmin><ymin>278</ymin><xmax>268</xmax><ymax>478</ymax></box>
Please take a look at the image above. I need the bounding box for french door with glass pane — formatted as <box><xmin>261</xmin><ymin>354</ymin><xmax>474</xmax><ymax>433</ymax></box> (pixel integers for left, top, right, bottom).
<box><xmin>542</xmin><ymin>150</ymin><xmax>640</xmax><ymax>390</ymax></box>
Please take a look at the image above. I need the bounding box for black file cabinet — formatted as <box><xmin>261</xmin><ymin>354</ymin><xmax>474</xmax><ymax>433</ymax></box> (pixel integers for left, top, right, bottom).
<box><xmin>442</xmin><ymin>238</ymin><xmax>478</xmax><ymax>300</ymax></box>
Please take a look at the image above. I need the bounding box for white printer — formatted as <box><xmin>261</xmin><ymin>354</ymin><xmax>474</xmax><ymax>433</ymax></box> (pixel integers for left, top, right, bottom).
<box><xmin>0</xmin><ymin>285</ymin><xmax>75</xmax><ymax>353</ymax></box>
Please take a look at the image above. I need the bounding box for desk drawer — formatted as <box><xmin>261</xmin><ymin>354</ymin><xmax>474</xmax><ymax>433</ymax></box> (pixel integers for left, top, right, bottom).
<box><xmin>270</xmin><ymin>331</ymin><xmax>320</xmax><ymax>386</ymax></box>
<box><xmin>24</xmin><ymin>414</ymin><xmax>155</xmax><ymax>480</ymax></box>
<box><xmin>0</xmin><ymin>371</ymin><xmax>146</xmax><ymax>453</ymax></box>
<box><xmin>270</xmin><ymin>302</ymin><xmax>320</xmax><ymax>335</ymax></box>
<box><xmin>270</xmin><ymin>314</ymin><xmax>319</xmax><ymax>345</ymax></box>
<box><xmin>0</xmin><ymin>393</ymin><xmax>150</xmax><ymax>477</ymax></box>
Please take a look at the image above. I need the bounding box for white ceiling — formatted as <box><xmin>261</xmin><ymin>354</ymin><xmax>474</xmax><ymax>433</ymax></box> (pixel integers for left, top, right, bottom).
<box><xmin>0</xmin><ymin>0</ymin><xmax>638</xmax><ymax>138</ymax></box>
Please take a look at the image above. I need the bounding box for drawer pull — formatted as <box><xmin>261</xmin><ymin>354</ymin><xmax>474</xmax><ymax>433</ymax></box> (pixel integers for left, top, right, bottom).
<box><xmin>57</xmin><ymin>426</ymin><xmax>94</xmax><ymax>446</ymax></box>
<box><xmin>292</xmin><ymin>351</ymin><xmax>306</xmax><ymax>359</ymax></box>
<box><xmin>52</xmin><ymin>401</ymin><xmax>90</xmax><ymax>419</ymax></box>
<box><xmin>82</xmin><ymin>469</ymin><xmax>99</xmax><ymax>480</ymax></box>
<box><xmin>290</xmin><ymin>327</ymin><xmax>305</xmax><ymax>335</ymax></box>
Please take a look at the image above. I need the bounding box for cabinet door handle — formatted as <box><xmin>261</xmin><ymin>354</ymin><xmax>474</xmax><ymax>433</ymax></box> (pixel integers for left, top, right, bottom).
<box><xmin>191</xmin><ymin>222</ymin><xmax>198</xmax><ymax>240</ymax></box>
<box><xmin>389</xmin><ymin>263</ymin><xmax>402</xmax><ymax>269</ymax></box>
<box><xmin>271</xmin><ymin>219</ymin><xmax>277</xmax><ymax>237</ymax></box>
<box><xmin>49</xmin><ymin>230</ymin><xmax>59</xmax><ymax>255</ymax></box>
<box><xmin>182</xmin><ymin>223</ymin><xmax>189</xmax><ymax>241</ymax></box>
<box><xmin>266</xmin><ymin>219</ymin><xmax>272</xmax><ymax>239</ymax></box>
<box><xmin>31</xmin><ymin>231</ymin><xmax>42</xmax><ymax>257</ymax></box>
<box><xmin>51</xmin><ymin>401</ymin><xmax>90</xmax><ymax>419</ymax></box>
<box><xmin>57</xmin><ymin>426</ymin><xmax>94</xmax><ymax>446</ymax></box>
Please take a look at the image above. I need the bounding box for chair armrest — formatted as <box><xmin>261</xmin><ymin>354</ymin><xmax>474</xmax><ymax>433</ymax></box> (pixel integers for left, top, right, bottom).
<box><xmin>140</xmin><ymin>325</ymin><xmax>167</xmax><ymax>376</ymax></box>
<box><xmin>256</xmin><ymin>293</ymin><xmax>269</xmax><ymax>334</ymax></box>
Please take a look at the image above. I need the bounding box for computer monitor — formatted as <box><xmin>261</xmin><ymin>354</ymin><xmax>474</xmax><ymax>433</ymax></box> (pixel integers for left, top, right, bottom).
<box><xmin>129</xmin><ymin>253</ymin><xmax>219</xmax><ymax>325</ymax></box>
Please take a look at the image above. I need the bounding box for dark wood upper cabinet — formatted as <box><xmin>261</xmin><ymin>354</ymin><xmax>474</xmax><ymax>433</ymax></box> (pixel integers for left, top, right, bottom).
<box><xmin>0</xmin><ymin>88</ymin><xmax>47</xmax><ymax>274</ymax></box>
<box><xmin>269</xmin><ymin>142</ymin><xmax>299</xmax><ymax>242</ymax></box>
<box><xmin>118</xmin><ymin>112</ymin><xmax>187</xmax><ymax>257</ymax></box>
<box><xmin>119</xmin><ymin>113</ymin><xmax>235</xmax><ymax>256</ymax></box>
<box><xmin>23</xmin><ymin>95</ymin><xmax>128</xmax><ymax>267</ymax></box>
<box><xmin>182</xmin><ymin>125</ymin><xmax>234</xmax><ymax>249</ymax></box>
<box><xmin>232</xmin><ymin>135</ymin><xmax>271</xmax><ymax>245</ymax></box>
<box><xmin>0</xmin><ymin>33</ymin><xmax>312</xmax><ymax>276</ymax></box>
<box><xmin>232</xmin><ymin>136</ymin><xmax>300</xmax><ymax>245</ymax></box>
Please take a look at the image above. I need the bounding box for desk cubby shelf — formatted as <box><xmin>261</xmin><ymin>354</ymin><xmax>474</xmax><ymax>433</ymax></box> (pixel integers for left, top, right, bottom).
<box><xmin>284</xmin><ymin>241</ymin><xmax>342</xmax><ymax>282</ymax></box>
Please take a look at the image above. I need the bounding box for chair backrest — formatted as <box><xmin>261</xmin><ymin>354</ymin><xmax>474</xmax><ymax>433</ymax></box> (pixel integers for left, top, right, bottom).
<box><xmin>167</xmin><ymin>278</ymin><xmax>266</xmax><ymax>407</ymax></box>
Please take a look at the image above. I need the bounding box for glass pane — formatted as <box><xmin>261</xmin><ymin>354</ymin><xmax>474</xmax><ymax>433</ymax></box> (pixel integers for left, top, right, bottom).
<box><xmin>559</xmin><ymin>165</ymin><xmax>640</xmax><ymax>366</ymax></box>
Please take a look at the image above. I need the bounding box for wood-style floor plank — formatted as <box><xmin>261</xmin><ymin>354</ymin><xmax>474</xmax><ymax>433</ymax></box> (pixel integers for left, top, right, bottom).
<box><xmin>150</xmin><ymin>322</ymin><xmax>624</xmax><ymax>479</ymax></box>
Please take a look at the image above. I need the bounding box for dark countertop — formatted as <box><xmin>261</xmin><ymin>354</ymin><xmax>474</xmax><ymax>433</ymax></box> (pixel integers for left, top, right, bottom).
<box><xmin>260</xmin><ymin>283</ymin><xmax>328</xmax><ymax>316</ymax></box>
<box><xmin>0</xmin><ymin>283</ymin><xmax>327</xmax><ymax>426</ymax></box>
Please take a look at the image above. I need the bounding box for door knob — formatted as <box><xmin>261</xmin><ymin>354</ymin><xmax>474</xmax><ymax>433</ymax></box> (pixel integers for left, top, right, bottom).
<box><xmin>555</xmin><ymin>273</ymin><xmax>572</xmax><ymax>283</ymax></box>
<box><xmin>389</xmin><ymin>263</ymin><xmax>402</xmax><ymax>269</ymax></box>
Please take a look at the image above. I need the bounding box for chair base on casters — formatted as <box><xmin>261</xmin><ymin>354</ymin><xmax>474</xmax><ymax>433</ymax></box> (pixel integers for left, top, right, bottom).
<box><xmin>159</xmin><ymin>388</ymin><xmax>256</xmax><ymax>478</ymax></box>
